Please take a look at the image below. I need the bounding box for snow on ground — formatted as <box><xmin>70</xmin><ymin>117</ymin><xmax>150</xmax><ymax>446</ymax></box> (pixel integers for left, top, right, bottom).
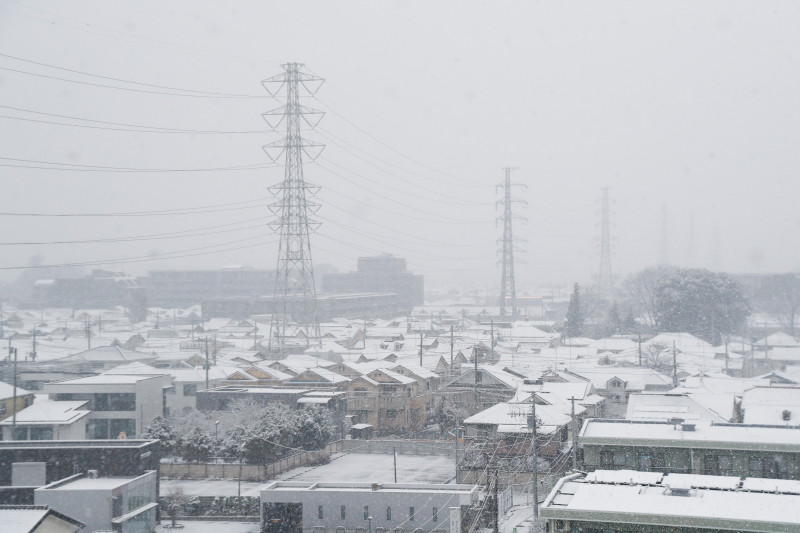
<box><xmin>155</xmin><ymin>520</ymin><xmax>258</xmax><ymax>533</ymax></box>
<box><xmin>161</xmin><ymin>453</ymin><xmax>456</xmax><ymax>496</ymax></box>
<box><xmin>160</xmin><ymin>479</ymin><xmax>264</xmax><ymax>497</ymax></box>
<box><xmin>280</xmin><ymin>453</ymin><xmax>455</xmax><ymax>484</ymax></box>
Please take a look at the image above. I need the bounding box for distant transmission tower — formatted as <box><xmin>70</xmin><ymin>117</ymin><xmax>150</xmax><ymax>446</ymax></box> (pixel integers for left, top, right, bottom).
<box><xmin>261</xmin><ymin>63</ymin><xmax>325</xmax><ymax>353</ymax></box>
<box><xmin>598</xmin><ymin>186</ymin><xmax>614</xmax><ymax>300</ymax></box>
<box><xmin>497</xmin><ymin>167</ymin><xmax>527</xmax><ymax>319</ymax></box>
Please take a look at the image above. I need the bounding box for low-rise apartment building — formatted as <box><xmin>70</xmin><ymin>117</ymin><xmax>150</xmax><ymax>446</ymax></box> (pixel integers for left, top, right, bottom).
<box><xmin>579</xmin><ymin>418</ymin><xmax>800</xmax><ymax>479</ymax></box>
<box><xmin>542</xmin><ymin>470</ymin><xmax>800</xmax><ymax>533</ymax></box>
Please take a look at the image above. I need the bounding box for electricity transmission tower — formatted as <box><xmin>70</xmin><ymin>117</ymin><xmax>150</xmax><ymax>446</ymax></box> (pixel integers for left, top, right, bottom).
<box><xmin>598</xmin><ymin>186</ymin><xmax>614</xmax><ymax>300</ymax></box>
<box><xmin>261</xmin><ymin>63</ymin><xmax>325</xmax><ymax>354</ymax></box>
<box><xmin>497</xmin><ymin>167</ymin><xmax>527</xmax><ymax>319</ymax></box>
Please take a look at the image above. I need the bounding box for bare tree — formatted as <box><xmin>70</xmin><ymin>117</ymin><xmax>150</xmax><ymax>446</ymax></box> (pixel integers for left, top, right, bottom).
<box><xmin>621</xmin><ymin>266</ymin><xmax>676</xmax><ymax>329</ymax></box>
<box><xmin>163</xmin><ymin>487</ymin><xmax>189</xmax><ymax>528</ymax></box>
<box><xmin>756</xmin><ymin>273</ymin><xmax>800</xmax><ymax>336</ymax></box>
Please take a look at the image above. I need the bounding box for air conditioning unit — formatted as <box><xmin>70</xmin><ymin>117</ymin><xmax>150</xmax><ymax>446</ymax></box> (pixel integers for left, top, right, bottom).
<box><xmin>87</xmin><ymin>470</ymin><xmax>99</xmax><ymax>479</ymax></box>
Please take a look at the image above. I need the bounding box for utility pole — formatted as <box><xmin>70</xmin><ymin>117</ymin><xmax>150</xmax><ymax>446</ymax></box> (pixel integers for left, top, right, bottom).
<box><xmin>474</xmin><ymin>346</ymin><xmax>479</xmax><ymax>409</ymax></box>
<box><xmin>393</xmin><ymin>446</ymin><xmax>397</xmax><ymax>483</ymax></box>
<box><xmin>263</xmin><ymin>62</ymin><xmax>325</xmax><ymax>354</ymax></box>
<box><xmin>204</xmin><ymin>337</ymin><xmax>210</xmax><ymax>389</ymax></box>
<box><xmin>598</xmin><ymin>186</ymin><xmax>614</xmax><ymax>300</ymax></box>
<box><xmin>672</xmin><ymin>341</ymin><xmax>678</xmax><ymax>387</ymax></box>
<box><xmin>449</xmin><ymin>325</ymin><xmax>454</xmax><ymax>379</ymax></box>
<box><xmin>637</xmin><ymin>331</ymin><xmax>642</xmax><ymax>367</ymax></box>
<box><xmin>0</xmin><ymin>302</ymin><xmax>4</xmax><ymax>339</ymax></box>
<box><xmin>490</xmin><ymin>320</ymin><xmax>495</xmax><ymax>361</ymax></box>
<box><xmin>85</xmin><ymin>317</ymin><xmax>91</xmax><ymax>350</ymax></box>
<box><xmin>213</xmin><ymin>334</ymin><xmax>218</xmax><ymax>365</ymax></box>
<box><xmin>30</xmin><ymin>326</ymin><xmax>37</xmax><ymax>362</ymax></box>
<box><xmin>497</xmin><ymin>167</ymin><xmax>526</xmax><ymax>319</ymax></box>
<box><xmin>419</xmin><ymin>332</ymin><xmax>424</xmax><ymax>366</ymax></box>
<box><xmin>10</xmin><ymin>346</ymin><xmax>18</xmax><ymax>436</ymax></box>
<box><xmin>454</xmin><ymin>421</ymin><xmax>460</xmax><ymax>483</ymax></box>
<box><xmin>492</xmin><ymin>468</ymin><xmax>499</xmax><ymax>533</ymax></box>
<box><xmin>529</xmin><ymin>393</ymin><xmax>539</xmax><ymax>518</ymax></box>
<box><xmin>569</xmin><ymin>397</ymin><xmax>578</xmax><ymax>470</ymax></box>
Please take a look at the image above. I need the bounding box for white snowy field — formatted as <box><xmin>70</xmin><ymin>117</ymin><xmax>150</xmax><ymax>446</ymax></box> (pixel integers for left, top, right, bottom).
<box><xmin>160</xmin><ymin>452</ymin><xmax>456</xmax><ymax>497</ymax></box>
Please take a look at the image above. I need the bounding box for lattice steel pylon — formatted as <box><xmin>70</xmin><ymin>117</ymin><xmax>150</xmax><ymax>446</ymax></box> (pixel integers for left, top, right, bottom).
<box><xmin>261</xmin><ymin>63</ymin><xmax>325</xmax><ymax>354</ymax></box>
<box><xmin>497</xmin><ymin>167</ymin><xmax>527</xmax><ymax>319</ymax></box>
<box><xmin>598</xmin><ymin>186</ymin><xmax>614</xmax><ymax>300</ymax></box>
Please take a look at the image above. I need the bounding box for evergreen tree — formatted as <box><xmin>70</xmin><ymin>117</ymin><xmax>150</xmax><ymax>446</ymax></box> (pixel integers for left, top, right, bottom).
<box><xmin>182</xmin><ymin>427</ymin><xmax>214</xmax><ymax>462</ymax></box>
<box><xmin>563</xmin><ymin>283</ymin><xmax>585</xmax><ymax>338</ymax></box>
<box><xmin>142</xmin><ymin>416</ymin><xmax>180</xmax><ymax>456</ymax></box>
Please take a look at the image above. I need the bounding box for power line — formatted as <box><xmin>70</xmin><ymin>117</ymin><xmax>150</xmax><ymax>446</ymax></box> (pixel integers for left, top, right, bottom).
<box><xmin>1</xmin><ymin>0</ymin><xmax>268</xmax><ymax>66</ymax></box>
<box><xmin>0</xmin><ymin>52</ymin><xmax>265</xmax><ymax>98</ymax></box>
<box><xmin>0</xmin><ymin>105</ymin><xmax>267</xmax><ymax>134</ymax></box>
<box><xmin>0</xmin><ymin>63</ymin><xmax>267</xmax><ymax>99</ymax></box>
<box><xmin>0</xmin><ymin>156</ymin><xmax>277</xmax><ymax>173</ymax></box>
<box><xmin>0</xmin><ymin>218</ymin><xmax>268</xmax><ymax>246</ymax></box>
<box><xmin>0</xmin><ymin>234</ymin><xmax>274</xmax><ymax>270</ymax></box>
<box><xmin>0</xmin><ymin>198</ymin><xmax>270</xmax><ymax>217</ymax></box>
<box><xmin>312</xmin><ymin>93</ymin><xmax>487</xmax><ymax>187</ymax></box>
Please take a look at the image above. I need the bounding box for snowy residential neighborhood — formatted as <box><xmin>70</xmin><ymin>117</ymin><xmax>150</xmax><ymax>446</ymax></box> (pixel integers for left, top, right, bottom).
<box><xmin>2</xmin><ymin>2</ymin><xmax>800</xmax><ymax>533</ymax></box>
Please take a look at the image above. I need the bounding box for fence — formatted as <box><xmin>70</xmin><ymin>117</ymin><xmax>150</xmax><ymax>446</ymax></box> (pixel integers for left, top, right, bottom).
<box><xmin>160</xmin><ymin>439</ymin><xmax>456</xmax><ymax>481</ymax></box>
<box><xmin>160</xmin><ymin>441</ymin><xmax>344</xmax><ymax>481</ymax></box>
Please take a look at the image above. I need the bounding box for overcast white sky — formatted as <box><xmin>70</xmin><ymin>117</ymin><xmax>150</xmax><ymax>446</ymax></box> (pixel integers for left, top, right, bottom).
<box><xmin>0</xmin><ymin>1</ymin><xmax>799</xmax><ymax>294</ymax></box>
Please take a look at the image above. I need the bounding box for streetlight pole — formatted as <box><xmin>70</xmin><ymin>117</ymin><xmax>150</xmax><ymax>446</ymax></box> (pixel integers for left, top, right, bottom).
<box><xmin>367</xmin><ymin>516</ymin><xmax>373</xmax><ymax>533</ymax></box>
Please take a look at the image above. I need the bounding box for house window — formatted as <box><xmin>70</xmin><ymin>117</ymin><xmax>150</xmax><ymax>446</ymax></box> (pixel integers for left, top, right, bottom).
<box><xmin>364</xmin><ymin>506</ymin><xmax>369</xmax><ymax>520</ymax></box>
<box><xmin>386</xmin><ymin>507</ymin><xmax>392</xmax><ymax>521</ymax></box>
<box><xmin>0</xmin><ymin>403</ymin><xmax>6</xmax><ymax>415</ymax></box>
<box><xmin>409</xmin><ymin>507</ymin><xmax>415</xmax><ymax>521</ymax></box>
<box><xmin>354</xmin><ymin>387</ymin><xmax>368</xmax><ymax>397</ymax></box>
<box><xmin>600</xmin><ymin>451</ymin><xmax>626</xmax><ymax>467</ymax></box>
<box><xmin>475</xmin><ymin>373</ymin><xmax>483</xmax><ymax>383</ymax></box>
<box><xmin>318</xmin><ymin>505</ymin><xmax>323</xmax><ymax>519</ymax></box>
<box><xmin>638</xmin><ymin>452</ymin><xmax>665</xmax><ymax>471</ymax></box>
<box><xmin>184</xmin><ymin>384</ymin><xmax>197</xmax><ymax>396</ymax></box>
<box><xmin>386</xmin><ymin>410</ymin><xmax>398</xmax><ymax>419</ymax></box>
<box><xmin>705</xmin><ymin>455</ymin><xmax>733</xmax><ymax>476</ymax></box>
<box><xmin>30</xmin><ymin>427</ymin><xmax>53</xmax><ymax>440</ymax></box>
<box><xmin>432</xmin><ymin>507</ymin><xmax>438</xmax><ymax>522</ymax></box>
<box><xmin>341</xmin><ymin>505</ymin><xmax>346</xmax><ymax>520</ymax></box>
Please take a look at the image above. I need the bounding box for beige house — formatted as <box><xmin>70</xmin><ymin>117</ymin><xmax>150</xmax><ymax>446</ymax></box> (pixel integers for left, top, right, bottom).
<box><xmin>345</xmin><ymin>368</ymin><xmax>426</xmax><ymax>433</ymax></box>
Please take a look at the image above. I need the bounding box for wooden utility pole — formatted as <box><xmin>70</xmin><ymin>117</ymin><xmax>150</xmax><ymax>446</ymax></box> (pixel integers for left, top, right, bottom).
<box><xmin>419</xmin><ymin>332</ymin><xmax>424</xmax><ymax>366</ymax></box>
<box><xmin>492</xmin><ymin>468</ymin><xmax>499</xmax><ymax>533</ymax></box>
<box><xmin>11</xmin><ymin>346</ymin><xmax>18</xmax><ymax>435</ymax></box>
<box><xmin>450</xmin><ymin>325</ymin><xmax>454</xmax><ymax>379</ymax></box>
<box><xmin>637</xmin><ymin>331</ymin><xmax>642</xmax><ymax>367</ymax></box>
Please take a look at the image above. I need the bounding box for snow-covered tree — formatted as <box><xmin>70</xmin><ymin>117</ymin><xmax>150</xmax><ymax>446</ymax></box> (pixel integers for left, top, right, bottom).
<box><xmin>654</xmin><ymin>268</ymin><xmax>749</xmax><ymax>343</ymax></box>
<box><xmin>182</xmin><ymin>427</ymin><xmax>214</xmax><ymax>462</ymax></box>
<box><xmin>563</xmin><ymin>283</ymin><xmax>585</xmax><ymax>338</ymax></box>
<box><xmin>142</xmin><ymin>416</ymin><xmax>180</xmax><ymax>456</ymax></box>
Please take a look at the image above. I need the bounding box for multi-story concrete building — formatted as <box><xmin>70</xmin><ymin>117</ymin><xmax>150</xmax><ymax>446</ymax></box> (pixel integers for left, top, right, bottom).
<box><xmin>44</xmin><ymin>374</ymin><xmax>171</xmax><ymax>438</ymax></box>
<box><xmin>260</xmin><ymin>481</ymin><xmax>478</xmax><ymax>533</ymax></box>
<box><xmin>579</xmin><ymin>418</ymin><xmax>800</xmax><ymax>479</ymax></box>
<box><xmin>147</xmin><ymin>267</ymin><xmax>275</xmax><ymax>308</ymax></box>
<box><xmin>35</xmin><ymin>470</ymin><xmax>158</xmax><ymax>533</ymax></box>
<box><xmin>321</xmin><ymin>255</ymin><xmax>424</xmax><ymax>310</ymax></box>
<box><xmin>542</xmin><ymin>470</ymin><xmax>800</xmax><ymax>533</ymax></box>
<box><xmin>0</xmin><ymin>439</ymin><xmax>160</xmax><ymax>504</ymax></box>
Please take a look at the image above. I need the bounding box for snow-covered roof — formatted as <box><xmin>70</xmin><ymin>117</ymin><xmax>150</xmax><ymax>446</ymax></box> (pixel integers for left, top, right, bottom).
<box><xmin>580</xmin><ymin>419</ymin><xmax>800</xmax><ymax>451</ymax></box>
<box><xmin>542</xmin><ymin>470</ymin><xmax>800</xmax><ymax>529</ymax></box>
<box><xmin>0</xmin><ymin>396</ymin><xmax>89</xmax><ymax>426</ymax></box>
<box><xmin>741</xmin><ymin>386</ymin><xmax>800</xmax><ymax>425</ymax></box>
